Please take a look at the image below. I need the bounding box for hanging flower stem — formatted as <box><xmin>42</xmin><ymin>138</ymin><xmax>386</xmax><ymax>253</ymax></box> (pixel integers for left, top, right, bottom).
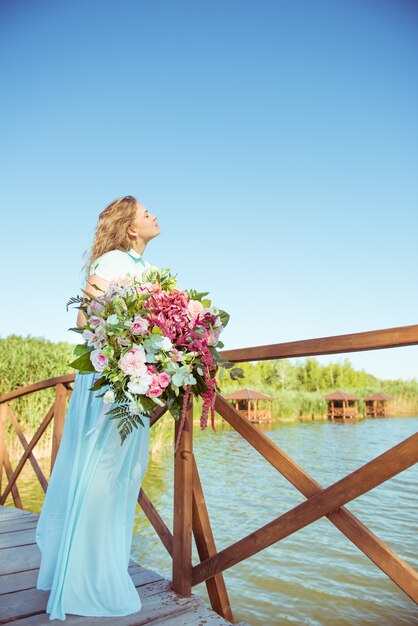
<box><xmin>174</xmin><ymin>383</ymin><xmax>192</xmax><ymax>454</ymax></box>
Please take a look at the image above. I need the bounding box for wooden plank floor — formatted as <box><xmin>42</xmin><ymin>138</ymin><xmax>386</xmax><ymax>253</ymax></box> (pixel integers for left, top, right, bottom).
<box><xmin>0</xmin><ymin>505</ymin><xmax>251</xmax><ymax>626</ymax></box>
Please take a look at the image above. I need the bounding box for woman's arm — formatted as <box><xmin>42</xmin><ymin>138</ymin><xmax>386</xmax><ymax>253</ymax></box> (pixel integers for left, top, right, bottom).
<box><xmin>76</xmin><ymin>274</ymin><xmax>109</xmax><ymax>328</ymax></box>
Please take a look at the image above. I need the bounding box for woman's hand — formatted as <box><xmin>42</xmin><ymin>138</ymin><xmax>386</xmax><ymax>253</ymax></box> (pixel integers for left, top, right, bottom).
<box><xmin>76</xmin><ymin>274</ymin><xmax>109</xmax><ymax>328</ymax></box>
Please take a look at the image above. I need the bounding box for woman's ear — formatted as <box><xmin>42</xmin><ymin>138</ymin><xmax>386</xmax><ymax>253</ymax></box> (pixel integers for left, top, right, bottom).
<box><xmin>126</xmin><ymin>224</ymin><xmax>137</xmax><ymax>238</ymax></box>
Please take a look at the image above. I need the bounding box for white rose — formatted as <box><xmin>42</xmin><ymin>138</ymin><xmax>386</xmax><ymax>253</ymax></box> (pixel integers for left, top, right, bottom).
<box><xmin>103</xmin><ymin>389</ymin><xmax>116</xmax><ymax>404</ymax></box>
<box><xmin>106</xmin><ymin>314</ymin><xmax>120</xmax><ymax>325</ymax></box>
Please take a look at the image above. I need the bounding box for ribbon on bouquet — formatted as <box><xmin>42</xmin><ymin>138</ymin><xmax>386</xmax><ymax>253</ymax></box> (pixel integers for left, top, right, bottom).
<box><xmin>85</xmin><ymin>401</ymin><xmax>111</xmax><ymax>438</ymax></box>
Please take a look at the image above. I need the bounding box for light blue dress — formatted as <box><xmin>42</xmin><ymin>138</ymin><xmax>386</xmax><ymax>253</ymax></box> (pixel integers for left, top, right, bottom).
<box><xmin>36</xmin><ymin>249</ymin><xmax>152</xmax><ymax>621</ymax></box>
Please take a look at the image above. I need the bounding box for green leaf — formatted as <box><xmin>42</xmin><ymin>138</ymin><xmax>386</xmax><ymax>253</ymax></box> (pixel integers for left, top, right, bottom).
<box><xmin>218</xmin><ymin>309</ymin><xmax>230</xmax><ymax>327</ymax></box>
<box><xmin>230</xmin><ymin>367</ymin><xmax>245</xmax><ymax>380</ymax></box>
<box><xmin>151</xmin><ymin>396</ymin><xmax>165</xmax><ymax>407</ymax></box>
<box><xmin>88</xmin><ymin>377</ymin><xmax>108</xmax><ymax>391</ymax></box>
<box><xmin>83</xmin><ymin>282</ymin><xmax>106</xmax><ymax>293</ymax></box>
<box><xmin>66</xmin><ymin>295</ymin><xmax>84</xmax><ymax>311</ymax></box>
<box><xmin>68</xmin><ymin>351</ymin><xmax>96</xmax><ymax>372</ymax></box>
<box><xmin>74</xmin><ymin>344</ymin><xmax>90</xmax><ymax>357</ymax></box>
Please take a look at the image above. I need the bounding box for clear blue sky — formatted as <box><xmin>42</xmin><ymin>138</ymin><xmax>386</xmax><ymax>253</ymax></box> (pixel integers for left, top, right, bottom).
<box><xmin>1</xmin><ymin>0</ymin><xmax>417</xmax><ymax>381</ymax></box>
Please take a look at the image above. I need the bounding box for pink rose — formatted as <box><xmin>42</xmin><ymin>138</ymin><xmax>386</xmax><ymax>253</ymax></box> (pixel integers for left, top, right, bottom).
<box><xmin>148</xmin><ymin>385</ymin><xmax>164</xmax><ymax>397</ymax></box>
<box><xmin>187</xmin><ymin>299</ymin><xmax>204</xmax><ymax>322</ymax></box>
<box><xmin>119</xmin><ymin>346</ymin><xmax>147</xmax><ymax>376</ymax></box>
<box><xmin>158</xmin><ymin>372</ymin><xmax>171</xmax><ymax>388</ymax></box>
<box><xmin>131</xmin><ymin>315</ymin><xmax>149</xmax><ymax>335</ymax></box>
<box><xmin>148</xmin><ymin>372</ymin><xmax>159</xmax><ymax>387</ymax></box>
<box><xmin>90</xmin><ymin>349</ymin><xmax>108</xmax><ymax>372</ymax></box>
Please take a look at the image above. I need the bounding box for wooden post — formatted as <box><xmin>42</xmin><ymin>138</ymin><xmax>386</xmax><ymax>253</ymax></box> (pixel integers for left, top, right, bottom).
<box><xmin>0</xmin><ymin>403</ymin><xmax>7</xmax><ymax>496</ymax></box>
<box><xmin>191</xmin><ymin>454</ymin><xmax>234</xmax><ymax>621</ymax></box>
<box><xmin>51</xmin><ymin>384</ymin><xmax>67</xmax><ymax>475</ymax></box>
<box><xmin>172</xmin><ymin>393</ymin><xmax>194</xmax><ymax>595</ymax></box>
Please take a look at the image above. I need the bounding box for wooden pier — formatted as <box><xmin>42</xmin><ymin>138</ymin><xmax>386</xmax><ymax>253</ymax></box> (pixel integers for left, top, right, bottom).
<box><xmin>0</xmin><ymin>505</ymin><xmax>250</xmax><ymax>625</ymax></box>
<box><xmin>1</xmin><ymin>322</ymin><xmax>418</xmax><ymax>624</ymax></box>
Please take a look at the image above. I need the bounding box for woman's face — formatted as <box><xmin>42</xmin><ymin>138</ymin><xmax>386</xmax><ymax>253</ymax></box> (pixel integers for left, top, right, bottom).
<box><xmin>133</xmin><ymin>201</ymin><xmax>160</xmax><ymax>242</ymax></box>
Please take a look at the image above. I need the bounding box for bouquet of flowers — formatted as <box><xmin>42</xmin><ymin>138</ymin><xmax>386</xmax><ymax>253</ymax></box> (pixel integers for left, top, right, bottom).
<box><xmin>66</xmin><ymin>266</ymin><xmax>243</xmax><ymax>452</ymax></box>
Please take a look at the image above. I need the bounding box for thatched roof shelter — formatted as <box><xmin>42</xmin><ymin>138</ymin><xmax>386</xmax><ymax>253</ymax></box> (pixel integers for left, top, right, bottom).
<box><xmin>364</xmin><ymin>392</ymin><xmax>393</xmax><ymax>416</ymax></box>
<box><xmin>223</xmin><ymin>388</ymin><xmax>274</xmax><ymax>401</ymax></box>
<box><xmin>324</xmin><ymin>390</ymin><xmax>359</xmax><ymax>419</ymax></box>
<box><xmin>324</xmin><ymin>391</ymin><xmax>358</xmax><ymax>401</ymax></box>
<box><xmin>363</xmin><ymin>393</ymin><xmax>392</xmax><ymax>402</ymax></box>
<box><xmin>223</xmin><ymin>387</ymin><xmax>274</xmax><ymax>422</ymax></box>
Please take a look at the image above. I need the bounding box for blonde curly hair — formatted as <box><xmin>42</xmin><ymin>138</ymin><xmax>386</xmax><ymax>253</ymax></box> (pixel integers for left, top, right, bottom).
<box><xmin>81</xmin><ymin>195</ymin><xmax>139</xmax><ymax>282</ymax></box>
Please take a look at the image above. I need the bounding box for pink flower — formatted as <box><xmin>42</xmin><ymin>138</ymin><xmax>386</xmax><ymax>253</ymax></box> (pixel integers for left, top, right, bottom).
<box><xmin>87</xmin><ymin>299</ymin><xmax>105</xmax><ymax>316</ymax></box>
<box><xmin>147</xmin><ymin>371</ymin><xmax>159</xmax><ymax>386</ymax></box>
<box><xmin>207</xmin><ymin>326</ymin><xmax>221</xmax><ymax>346</ymax></box>
<box><xmin>82</xmin><ymin>328</ymin><xmax>95</xmax><ymax>346</ymax></box>
<box><xmin>158</xmin><ymin>372</ymin><xmax>171</xmax><ymax>388</ymax></box>
<box><xmin>89</xmin><ymin>315</ymin><xmax>103</xmax><ymax>330</ymax></box>
<box><xmin>146</xmin><ymin>289</ymin><xmax>191</xmax><ymax>342</ymax></box>
<box><xmin>187</xmin><ymin>299</ymin><xmax>204</xmax><ymax>322</ymax></box>
<box><xmin>143</xmin><ymin>367</ymin><xmax>165</xmax><ymax>397</ymax></box>
<box><xmin>148</xmin><ymin>385</ymin><xmax>164</xmax><ymax>397</ymax></box>
<box><xmin>137</xmin><ymin>282</ymin><xmax>160</xmax><ymax>294</ymax></box>
<box><xmin>92</xmin><ymin>328</ymin><xmax>107</xmax><ymax>349</ymax></box>
<box><xmin>130</xmin><ymin>315</ymin><xmax>149</xmax><ymax>335</ymax></box>
<box><xmin>119</xmin><ymin>346</ymin><xmax>147</xmax><ymax>376</ymax></box>
<box><xmin>90</xmin><ymin>349</ymin><xmax>108</xmax><ymax>372</ymax></box>
<box><xmin>169</xmin><ymin>348</ymin><xmax>182</xmax><ymax>362</ymax></box>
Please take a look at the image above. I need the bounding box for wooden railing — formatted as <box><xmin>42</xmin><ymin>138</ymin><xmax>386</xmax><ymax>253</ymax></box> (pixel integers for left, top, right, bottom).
<box><xmin>0</xmin><ymin>322</ymin><xmax>417</xmax><ymax>624</ymax></box>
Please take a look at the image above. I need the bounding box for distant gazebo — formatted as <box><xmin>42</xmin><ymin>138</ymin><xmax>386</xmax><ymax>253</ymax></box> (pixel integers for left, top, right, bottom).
<box><xmin>324</xmin><ymin>391</ymin><xmax>359</xmax><ymax>419</ymax></box>
<box><xmin>364</xmin><ymin>393</ymin><xmax>393</xmax><ymax>417</ymax></box>
<box><xmin>223</xmin><ymin>387</ymin><xmax>274</xmax><ymax>423</ymax></box>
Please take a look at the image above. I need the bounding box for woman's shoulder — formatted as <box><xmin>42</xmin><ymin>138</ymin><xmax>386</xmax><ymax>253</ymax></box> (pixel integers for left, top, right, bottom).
<box><xmin>89</xmin><ymin>249</ymin><xmax>128</xmax><ymax>278</ymax></box>
<box><xmin>98</xmin><ymin>248</ymin><xmax>126</xmax><ymax>260</ymax></box>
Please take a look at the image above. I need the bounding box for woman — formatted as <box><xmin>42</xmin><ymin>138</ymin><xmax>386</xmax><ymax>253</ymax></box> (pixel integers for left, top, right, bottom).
<box><xmin>35</xmin><ymin>195</ymin><xmax>161</xmax><ymax>620</ymax></box>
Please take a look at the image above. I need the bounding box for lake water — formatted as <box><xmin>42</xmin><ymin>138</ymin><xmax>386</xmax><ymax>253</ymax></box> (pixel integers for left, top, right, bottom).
<box><xmin>9</xmin><ymin>415</ymin><xmax>418</xmax><ymax>625</ymax></box>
